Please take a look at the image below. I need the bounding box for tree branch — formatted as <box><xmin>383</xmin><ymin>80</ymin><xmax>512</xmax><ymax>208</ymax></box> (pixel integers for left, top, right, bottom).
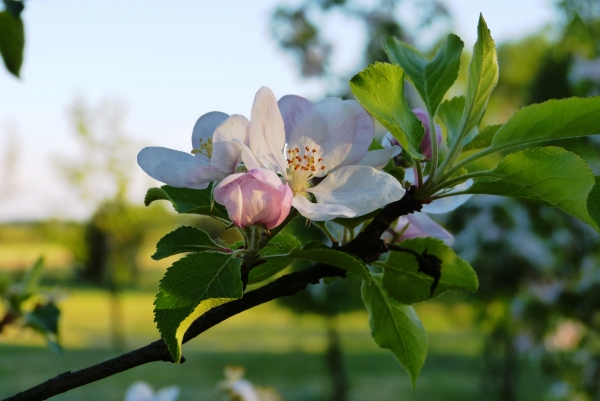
<box><xmin>4</xmin><ymin>188</ymin><xmax>420</xmax><ymax>401</ymax></box>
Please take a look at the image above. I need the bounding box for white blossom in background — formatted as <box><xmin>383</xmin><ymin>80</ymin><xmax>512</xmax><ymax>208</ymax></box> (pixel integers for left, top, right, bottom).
<box><xmin>219</xmin><ymin>366</ymin><xmax>282</xmax><ymax>401</ymax></box>
<box><xmin>124</xmin><ymin>381</ymin><xmax>179</xmax><ymax>401</ymax></box>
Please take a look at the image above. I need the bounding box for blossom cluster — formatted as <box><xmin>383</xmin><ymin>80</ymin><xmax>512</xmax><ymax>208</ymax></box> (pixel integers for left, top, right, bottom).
<box><xmin>138</xmin><ymin>87</ymin><xmax>404</xmax><ymax>229</ymax></box>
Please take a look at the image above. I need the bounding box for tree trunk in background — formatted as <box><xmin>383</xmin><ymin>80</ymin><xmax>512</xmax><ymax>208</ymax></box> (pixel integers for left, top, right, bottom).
<box><xmin>325</xmin><ymin>314</ymin><xmax>349</xmax><ymax>401</ymax></box>
<box><xmin>482</xmin><ymin>326</ymin><xmax>517</xmax><ymax>401</ymax></box>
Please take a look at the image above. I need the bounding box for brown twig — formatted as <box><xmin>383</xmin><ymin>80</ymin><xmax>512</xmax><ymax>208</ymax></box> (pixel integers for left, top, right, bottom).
<box><xmin>4</xmin><ymin>189</ymin><xmax>420</xmax><ymax>401</ymax></box>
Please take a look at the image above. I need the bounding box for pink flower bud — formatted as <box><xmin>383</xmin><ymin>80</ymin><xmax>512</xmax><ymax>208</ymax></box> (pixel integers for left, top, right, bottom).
<box><xmin>214</xmin><ymin>169</ymin><xmax>293</xmax><ymax>229</ymax></box>
<box><xmin>412</xmin><ymin>108</ymin><xmax>442</xmax><ymax>159</ymax></box>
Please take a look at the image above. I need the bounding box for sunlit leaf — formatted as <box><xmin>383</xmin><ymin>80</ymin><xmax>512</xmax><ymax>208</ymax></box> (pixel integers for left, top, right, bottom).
<box><xmin>152</xmin><ymin>226</ymin><xmax>225</xmax><ymax>260</ymax></box>
<box><xmin>154</xmin><ymin>252</ymin><xmax>243</xmax><ymax>362</ymax></box>
<box><xmin>144</xmin><ymin>184</ymin><xmax>229</xmax><ymax>221</ymax></box>
<box><xmin>361</xmin><ymin>274</ymin><xmax>427</xmax><ymax>387</ymax></box>
<box><xmin>249</xmin><ymin>231</ymin><xmax>301</xmax><ymax>284</ymax></box>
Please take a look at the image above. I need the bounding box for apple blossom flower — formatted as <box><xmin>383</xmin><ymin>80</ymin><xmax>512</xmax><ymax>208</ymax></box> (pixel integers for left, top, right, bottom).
<box><xmin>237</xmin><ymin>87</ymin><xmax>405</xmax><ymax>221</ymax></box>
<box><xmin>137</xmin><ymin>111</ymin><xmax>249</xmax><ymax>189</ymax></box>
<box><xmin>214</xmin><ymin>169</ymin><xmax>293</xmax><ymax>229</ymax></box>
<box><xmin>124</xmin><ymin>381</ymin><xmax>179</xmax><ymax>401</ymax></box>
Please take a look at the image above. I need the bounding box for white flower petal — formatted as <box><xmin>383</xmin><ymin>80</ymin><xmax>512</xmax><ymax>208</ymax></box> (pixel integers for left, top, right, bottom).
<box><xmin>423</xmin><ymin>179</ymin><xmax>473</xmax><ymax>214</ymax></box>
<box><xmin>357</xmin><ymin>146</ymin><xmax>402</xmax><ymax>169</ymax></box>
<box><xmin>236</xmin><ymin>140</ymin><xmax>265</xmax><ymax>171</ymax></box>
<box><xmin>306</xmin><ymin>165</ymin><xmax>405</xmax><ymax>217</ymax></box>
<box><xmin>153</xmin><ymin>162</ymin><xmax>227</xmax><ymax>190</ymax></box>
<box><xmin>278</xmin><ymin>94</ymin><xmax>313</xmax><ymax>143</ymax></box>
<box><xmin>138</xmin><ymin>147</ymin><xmax>207</xmax><ymax>178</ymax></box>
<box><xmin>154</xmin><ymin>387</ymin><xmax>180</xmax><ymax>401</ymax></box>
<box><xmin>287</xmin><ymin>97</ymin><xmax>355</xmax><ymax>176</ymax></box>
<box><xmin>247</xmin><ymin>87</ymin><xmax>287</xmax><ymax>175</ymax></box>
<box><xmin>125</xmin><ymin>382</ymin><xmax>154</xmax><ymax>401</ymax></box>
<box><xmin>292</xmin><ymin>195</ymin><xmax>356</xmax><ymax>221</ymax></box>
<box><xmin>191</xmin><ymin>111</ymin><xmax>229</xmax><ymax>149</ymax></box>
<box><xmin>213</xmin><ymin>114</ymin><xmax>249</xmax><ymax>144</ymax></box>
<box><xmin>334</xmin><ymin>100</ymin><xmax>374</xmax><ymax>169</ymax></box>
<box><xmin>397</xmin><ymin>213</ymin><xmax>454</xmax><ymax>246</ymax></box>
<box><xmin>211</xmin><ymin>141</ymin><xmax>242</xmax><ymax>173</ymax></box>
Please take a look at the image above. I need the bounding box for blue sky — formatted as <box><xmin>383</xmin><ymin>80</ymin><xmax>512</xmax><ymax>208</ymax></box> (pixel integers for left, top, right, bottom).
<box><xmin>0</xmin><ymin>0</ymin><xmax>557</xmax><ymax>221</ymax></box>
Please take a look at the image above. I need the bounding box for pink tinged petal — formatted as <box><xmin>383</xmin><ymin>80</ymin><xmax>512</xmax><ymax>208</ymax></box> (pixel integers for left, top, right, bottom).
<box><xmin>396</xmin><ymin>213</ymin><xmax>454</xmax><ymax>246</ymax></box>
<box><xmin>153</xmin><ymin>162</ymin><xmax>227</xmax><ymax>190</ymax></box>
<box><xmin>211</xmin><ymin>141</ymin><xmax>242</xmax><ymax>173</ymax></box>
<box><xmin>272</xmin><ymin>184</ymin><xmax>293</xmax><ymax>228</ymax></box>
<box><xmin>191</xmin><ymin>111</ymin><xmax>229</xmax><ymax>149</ymax></box>
<box><xmin>247</xmin><ymin>87</ymin><xmax>288</xmax><ymax>175</ymax></box>
<box><xmin>212</xmin><ymin>114</ymin><xmax>249</xmax><ymax>144</ymax></box>
<box><xmin>278</xmin><ymin>94</ymin><xmax>313</xmax><ymax>142</ymax></box>
<box><xmin>334</xmin><ymin>100</ymin><xmax>374</xmax><ymax>169</ymax></box>
<box><xmin>287</xmin><ymin>97</ymin><xmax>356</xmax><ymax>176</ymax></box>
<box><xmin>214</xmin><ymin>169</ymin><xmax>291</xmax><ymax>229</ymax></box>
<box><xmin>247</xmin><ymin>168</ymin><xmax>285</xmax><ymax>188</ymax></box>
<box><xmin>357</xmin><ymin>146</ymin><xmax>402</xmax><ymax>169</ymax></box>
<box><xmin>413</xmin><ymin>108</ymin><xmax>442</xmax><ymax>159</ymax></box>
<box><xmin>218</xmin><ymin>182</ymin><xmax>244</xmax><ymax>227</ymax></box>
<box><xmin>423</xmin><ymin>179</ymin><xmax>473</xmax><ymax>214</ymax></box>
<box><xmin>292</xmin><ymin>195</ymin><xmax>356</xmax><ymax>221</ymax></box>
<box><xmin>305</xmin><ymin>165</ymin><xmax>405</xmax><ymax>217</ymax></box>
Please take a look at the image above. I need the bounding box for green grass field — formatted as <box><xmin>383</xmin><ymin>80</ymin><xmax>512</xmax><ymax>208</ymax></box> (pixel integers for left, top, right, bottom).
<box><xmin>0</xmin><ymin>228</ymin><xmax>553</xmax><ymax>400</ymax></box>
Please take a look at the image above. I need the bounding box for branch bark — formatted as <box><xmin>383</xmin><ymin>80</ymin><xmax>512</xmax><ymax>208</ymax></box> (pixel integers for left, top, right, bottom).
<box><xmin>4</xmin><ymin>188</ymin><xmax>420</xmax><ymax>401</ymax></box>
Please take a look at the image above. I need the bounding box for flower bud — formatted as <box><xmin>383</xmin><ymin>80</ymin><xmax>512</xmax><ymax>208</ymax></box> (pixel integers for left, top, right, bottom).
<box><xmin>214</xmin><ymin>169</ymin><xmax>293</xmax><ymax>229</ymax></box>
<box><xmin>412</xmin><ymin>108</ymin><xmax>442</xmax><ymax>159</ymax></box>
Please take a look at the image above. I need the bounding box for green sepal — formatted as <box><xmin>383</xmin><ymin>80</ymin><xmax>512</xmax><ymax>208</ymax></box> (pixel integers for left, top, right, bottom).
<box><xmin>379</xmin><ymin>237</ymin><xmax>478</xmax><ymax>304</ymax></box>
<box><xmin>289</xmin><ymin>241</ymin><xmax>371</xmax><ymax>282</ymax></box>
<box><xmin>154</xmin><ymin>251</ymin><xmax>243</xmax><ymax>362</ymax></box>
<box><xmin>385</xmin><ymin>33</ymin><xmax>463</xmax><ymax>115</ymax></box>
<box><xmin>0</xmin><ymin>10</ymin><xmax>24</xmax><ymax>77</ymax></box>
<box><xmin>361</xmin><ymin>274</ymin><xmax>428</xmax><ymax>387</ymax></box>
<box><xmin>465</xmin><ymin>147</ymin><xmax>599</xmax><ymax>231</ymax></box>
<box><xmin>152</xmin><ymin>226</ymin><xmax>227</xmax><ymax>260</ymax></box>
<box><xmin>350</xmin><ymin>62</ymin><xmax>425</xmax><ymax>159</ymax></box>
<box><xmin>144</xmin><ymin>184</ymin><xmax>229</xmax><ymax>221</ymax></box>
<box><xmin>249</xmin><ymin>232</ymin><xmax>301</xmax><ymax>284</ymax></box>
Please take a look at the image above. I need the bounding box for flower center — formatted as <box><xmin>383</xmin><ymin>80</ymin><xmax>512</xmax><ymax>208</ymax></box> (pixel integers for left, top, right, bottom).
<box><xmin>191</xmin><ymin>138</ymin><xmax>213</xmax><ymax>159</ymax></box>
<box><xmin>286</xmin><ymin>146</ymin><xmax>326</xmax><ymax>194</ymax></box>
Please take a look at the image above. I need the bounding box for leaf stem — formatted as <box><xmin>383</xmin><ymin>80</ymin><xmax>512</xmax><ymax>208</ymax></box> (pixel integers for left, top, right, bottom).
<box><xmin>424</xmin><ymin>110</ymin><xmax>438</xmax><ymax>186</ymax></box>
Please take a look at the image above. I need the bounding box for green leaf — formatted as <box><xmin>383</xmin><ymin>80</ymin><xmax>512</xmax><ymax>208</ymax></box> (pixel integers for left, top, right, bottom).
<box><xmin>461</xmin><ymin>14</ymin><xmax>498</xmax><ymax>137</ymax></box>
<box><xmin>249</xmin><ymin>232</ymin><xmax>301</xmax><ymax>284</ymax></box>
<box><xmin>463</xmin><ymin>124</ymin><xmax>502</xmax><ymax>151</ymax></box>
<box><xmin>4</xmin><ymin>1</ymin><xmax>24</xmax><ymax>18</ymax></box>
<box><xmin>466</xmin><ymin>147</ymin><xmax>598</xmax><ymax>230</ymax></box>
<box><xmin>385</xmin><ymin>34</ymin><xmax>463</xmax><ymax>115</ymax></box>
<box><xmin>380</xmin><ymin>237</ymin><xmax>478</xmax><ymax>304</ymax></box>
<box><xmin>361</xmin><ymin>274</ymin><xmax>427</xmax><ymax>387</ymax></box>
<box><xmin>437</xmin><ymin>96</ymin><xmax>464</xmax><ymax>148</ymax></box>
<box><xmin>588</xmin><ymin>177</ymin><xmax>600</xmax><ymax>229</ymax></box>
<box><xmin>152</xmin><ymin>226</ymin><xmax>225</xmax><ymax>260</ymax></box>
<box><xmin>25</xmin><ymin>302</ymin><xmax>60</xmax><ymax>336</ymax></box>
<box><xmin>350</xmin><ymin>62</ymin><xmax>425</xmax><ymax>159</ymax></box>
<box><xmin>144</xmin><ymin>184</ymin><xmax>229</xmax><ymax>221</ymax></box>
<box><xmin>0</xmin><ymin>10</ymin><xmax>24</xmax><ymax>77</ymax></box>
<box><xmin>489</xmin><ymin>97</ymin><xmax>600</xmax><ymax>152</ymax></box>
<box><xmin>19</xmin><ymin>257</ymin><xmax>44</xmax><ymax>294</ymax></box>
<box><xmin>289</xmin><ymin>241</ymin><xmax>371</xmax><ymax>282</ymax></box>
<box><xmin>154</xmin><ymin>252</ymin><xmax>243</xmax><ymax>362</ymax></box>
